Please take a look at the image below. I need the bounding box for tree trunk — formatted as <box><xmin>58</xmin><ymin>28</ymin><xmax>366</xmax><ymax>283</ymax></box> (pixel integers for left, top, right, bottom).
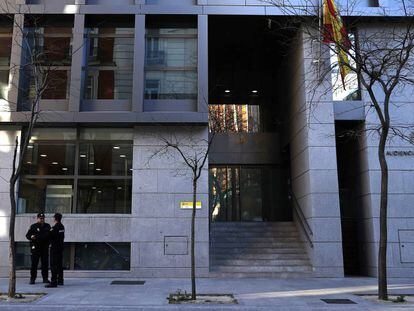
<box><xmin>378</xmin><ymin>125</ymin><xmax>389</xmax><ymax>301</ymax></box>
<box><xmin>191</xmin><ymin>178</ymin><xmax>197</xmax><ymax>300</ymax></box>
<box><xmin>8</xmin><ymin>178</ymin><xmax>17</xmax><ymax>298</ymax></box>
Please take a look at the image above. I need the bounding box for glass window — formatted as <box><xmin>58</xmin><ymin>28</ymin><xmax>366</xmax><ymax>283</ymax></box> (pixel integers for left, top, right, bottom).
<box><xmin>23</xmin><ymin>143</ymin><xmax>76</xmax><ymax>175</ymax></box>
<box><xmin>0</xmin><ymin>24</ymin><xmax>12</xmax><ymax>100</ymax></box>
<box><xmin>144</xmin><ymin>26</ymin><xmax>197</xmax><ymax>100</ymax></box>
<box><xmin>78</xmin><ymin>143</ymin><xmax>132</xmax><ymax>176</ymax></box>
<box><xmin>16</xmin><ymin>242</ymin><xmax>129</xmax><ymax>271</ymax></box>
<box><xmin>19</xmin><ymin>24</ymin><xmax>73</xmax><ymax>105</ymax></box>
<box><xmin>84</xmin><ymin>27</ymin><xmax>134</xmax><ymax>100</ymax></box>
<box><xmin>0</xmin><ymin>70</ymin><xmax>9</xmax><ymax>100</ymax></box>
<box><xmin>16</xmin><ymin>242</ymin><xmax>70</xmax><ymax>270</ymax></box>
<box><xmin>209</xmin><ymin>104</ymin><xmax>261</xmax><ymax>133</ymax></box>
<box><xmin>74</xmin><ymin>243</ymin><xmax>130</xmax><ymax>270</ymax></box>
<box><xmin>77</xmin><ymin>179</ymin><xmax>131</xmax><ymax>213</ymax></box>
<box><xmin>330</xmin><ymin>33</ymin><xmax>361</xmax><ymax>101</ymax></box>
<box><xmin>18</xmin><ymin>128</ymin><xmax>132</xmax><ymax>214</ymax></box>
<box><xmin>18</xmin><ymin>179</ymin><xmax>74</xmax><ymax>214</ymax></box>
<box><xmin>209</xmin><ymin>166</ymin><xmax>291</xmax><ymax>222</ymax></box>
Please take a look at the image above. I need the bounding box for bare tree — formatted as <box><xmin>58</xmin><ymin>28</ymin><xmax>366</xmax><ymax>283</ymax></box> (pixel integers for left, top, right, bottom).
<box><xmin>268</xmin><ymin>0</ymin><xmax>414</xmax><ymax>300</ymax></box>
<box><xmin>0</xmin><ymin>3</ymin><xmax>77</xmax><ymax>297</ymax></box>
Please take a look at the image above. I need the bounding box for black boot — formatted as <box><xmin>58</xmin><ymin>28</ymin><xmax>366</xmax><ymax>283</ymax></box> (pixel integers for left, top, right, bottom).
<box><xmin>43</xmin><ymin>279</ymin><xmax>51</xmax><ymax>284</ymax></box>
<box><xmin>29</xmin><ymin>279</ymin><xmax>35</xmax><ymax>285</ymax></box>
<box><xmin>45</xmin><ymin>283</ymin><xmax>57</xmax><ymax>288</ymax></box>
<box><xmin>58</xmin><ymin>280</ymin><xmax>64</xmax><ymax>286</ymax></box>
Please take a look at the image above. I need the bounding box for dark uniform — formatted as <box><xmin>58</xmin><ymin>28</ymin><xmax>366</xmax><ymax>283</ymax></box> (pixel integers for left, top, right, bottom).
<box><xmin>49</xmin><ymin>221</ymin><xmax>65</xmax><ymax>286</ymax></box>
<box><xmin>26</xmin><ymin>217</ymin><xmax>51</xmax><ymax>283</ymax></box>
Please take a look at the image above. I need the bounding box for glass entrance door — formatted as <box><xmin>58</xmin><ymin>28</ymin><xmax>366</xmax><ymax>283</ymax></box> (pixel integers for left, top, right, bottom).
<box><xmin>209</xmin><ymin>165</ymin><xmax>291</xmax><ymax>222</ymax></box>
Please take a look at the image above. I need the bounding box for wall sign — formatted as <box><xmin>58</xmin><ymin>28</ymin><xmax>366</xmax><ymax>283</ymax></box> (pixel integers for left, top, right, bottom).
<box><xmin>180</xmin><ymin>201</ymin><xmax>202</xmax><ymax>209</ymax></box>
<box><xmin>386</xmin><ymin>150</ymin><xmax>414</xmax><ymax>156</ymax></box>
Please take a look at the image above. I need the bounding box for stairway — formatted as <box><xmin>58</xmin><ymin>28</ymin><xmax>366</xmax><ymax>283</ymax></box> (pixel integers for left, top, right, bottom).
<box><xmin>209</xmin><ymin>222</ymin><xmax>313</xmax><ymax>278</ymax></box>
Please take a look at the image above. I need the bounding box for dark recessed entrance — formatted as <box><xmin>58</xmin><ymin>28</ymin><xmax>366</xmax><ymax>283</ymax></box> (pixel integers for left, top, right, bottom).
<box><xmin>209</xmin><ymin>165</ymin><xmax>291</xmax><ymax>222</ymax></box>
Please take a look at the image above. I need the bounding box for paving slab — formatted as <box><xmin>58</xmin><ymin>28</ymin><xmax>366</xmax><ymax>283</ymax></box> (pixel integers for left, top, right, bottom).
<box><xmin>0</xmin><ymin>277</ymin><xmax>413</xmax><ymax>310</ymax></box>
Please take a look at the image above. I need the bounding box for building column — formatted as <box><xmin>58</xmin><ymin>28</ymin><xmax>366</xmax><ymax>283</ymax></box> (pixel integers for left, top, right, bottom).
<box><xmin>289</xmin><ymin>29</ymin><xmax>344</xmax><ymax>277</ymax></box>
<box><xmin>69</xmin><ymin>14</ymin><xmax>85</xmax><ymax>112</ymax></box>
<box><xmin>197</xmin><ymin>15</ymin><xmax>208</xmax><ymax>112</ymax></box>
<box><xmin>131</xmin><ymin>126</ymin><xmax>210</xmax><ymax>277</ymax></box>
<box><xmin>132</xmin><ymin>15</ymin><xmax>145</xmax><ymax>113</ymax></box>
<box><xmin>0</xmin><ymin>127</ymin><xmax>21</xmax><ymax>277</ymax></box>
<box><xmin>7</xmin><ymin>14</ymin><xmax>24</xmax><ymax>112</ymax></box>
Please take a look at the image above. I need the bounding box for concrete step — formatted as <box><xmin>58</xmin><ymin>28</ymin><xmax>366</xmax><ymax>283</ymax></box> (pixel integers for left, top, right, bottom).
<box><xmin>210</xmin><ymin>237</ymin><xmax>300</xmax><ymax>243</ymax></box>
<box><xmin>212</xmin><ymin>242</ymin><xmax>305</xmax><ymax>248</ymax></box>
<box><xmin>211</xmin><ymin>247</ymin><xmax>306</xmax><ymax>255</ymax></box>
<box><xmin>211</xmin><ymin>253</ymin><xmax>309</xmax><ymax>260</ymax></box>
<box><xmin>209</xmin><ymin>271</ymin><xmax>312</xmax><ymax>278</ymax></box>
<box><xmin>210</xmin><ymin>232</ymin><xmax>299</xmax><ymax>238</ymax></box>
<box><xmin>211</xmin><ymin>265</ymin><xmax>312</xmax><ymax>273</ymax></box>
<box><xmin>212</xmin><ymin>259</ymin><xmax>310</xmax><ymax>266</ymax></box>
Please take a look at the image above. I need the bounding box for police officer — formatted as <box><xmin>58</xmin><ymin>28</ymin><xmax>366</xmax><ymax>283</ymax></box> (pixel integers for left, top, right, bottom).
<box><xmin>26</xmin><ymin>213</ymin><xmax>51</xmax><ymax>284</ymax></box>
<box><xmin>45</xmin><ymin>213</ymin><xmax>65</xmax><ymax>288</ymax></box>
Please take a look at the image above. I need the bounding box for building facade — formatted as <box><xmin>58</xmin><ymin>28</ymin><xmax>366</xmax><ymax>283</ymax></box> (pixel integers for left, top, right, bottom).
<box><xmin>0</xmin><ymin>0</ymin><xmax>413</xmax><ymax>278</ymax></box>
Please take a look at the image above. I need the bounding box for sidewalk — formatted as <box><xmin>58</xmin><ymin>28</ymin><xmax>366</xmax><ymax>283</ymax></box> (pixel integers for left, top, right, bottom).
<box><xmin>1</xmin><ymin>277</ymin><xmax>414</xmax><ymax>310</ymax></box>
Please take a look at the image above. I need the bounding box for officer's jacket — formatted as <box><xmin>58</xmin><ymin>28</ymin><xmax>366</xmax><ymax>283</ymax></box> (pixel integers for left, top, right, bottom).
<box><xmin>49</xmin><ymin>222</ymin><xmax>65</xmax><ymax>252</ymax></box>
<box><xmin>25</xmin><ymin>223</ymin><xmax>51</xmax><ymax>252</ymax></box>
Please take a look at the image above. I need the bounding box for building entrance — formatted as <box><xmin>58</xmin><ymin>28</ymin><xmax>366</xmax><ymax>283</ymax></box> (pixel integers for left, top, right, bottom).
<box><xmin>209</xmin><ymin>165</ymin><xmax>291</xmax><ymax>222</ymax></box>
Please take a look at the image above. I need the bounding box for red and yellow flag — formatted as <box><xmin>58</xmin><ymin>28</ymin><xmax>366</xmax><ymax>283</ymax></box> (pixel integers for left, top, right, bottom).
<box><xmin>323</xmin><ymin>0</ymin><xmax>351</xmax><ymax>89</ymax></box>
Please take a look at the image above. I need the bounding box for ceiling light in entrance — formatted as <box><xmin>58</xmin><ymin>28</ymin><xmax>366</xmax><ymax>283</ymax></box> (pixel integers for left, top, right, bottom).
<box><xmin>224</xmin><ymin>90</ymin><xmax>231</xmax><ymax>93</ymax></box>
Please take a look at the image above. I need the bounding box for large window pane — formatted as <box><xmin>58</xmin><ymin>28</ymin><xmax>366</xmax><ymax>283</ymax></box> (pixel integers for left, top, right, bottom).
<box><xmin>0</xmin><ymin>36</ymin><xmax>12</xmax><ymax>66</ymax></box>
<box><xmin>76</xmin><ymin>179</ymin><xmax>131</xmax><ymax>213</ymax></box>
<box><xmin>209</xmin><ymin>105</ymin><xmax>261</xmax><ymax>133</ymax></box>
<box><xmin>16</xmin><ymin>242</ymin><xmax>70</xmax><ymax>270</ymax></box>
<box><xmin>18</xmin><ymin>179</ymin><xmax>74</xmax><ymax>214</ymax></box>
<box><xmin>0</xmin><ymin>70</ymin><xmax>8</xmax><ymax>100</ymax></box>
<box><xmin>144</xmin><ymin>70</ymin><xmax>197</xmax><ymax>100</ymax></box>
<box><xmin>30</xmin><ymin>128</ymin><xmax>77</xmax><ymax>141</ymax></box>
<box><xmin>84</xmin><ymin>27</ymin><xmax>134</xmax><ymax>100</ymax></box>
<box><xmin>74</xmin><ymin>242</ymin><xmax>130</xmax><ymax>270</ymax></box>
<box><xmin>19</xmin><ymin>23</ymin><xmax>73</xmax><ymax>106</ymax></box>
<box><xmin>78</xmin><ymin>143</ymin><xmax>132</xmax><ymax>176</ymax></box>
<box><xmin>23</xmin><ymin>143</ymin><xmax>76</xmax><ymax>175</ymax></box>
<box><xmin>144</xmin><ymin>26</ymin><xmax>197</xmax><ymax>100</ymax></box>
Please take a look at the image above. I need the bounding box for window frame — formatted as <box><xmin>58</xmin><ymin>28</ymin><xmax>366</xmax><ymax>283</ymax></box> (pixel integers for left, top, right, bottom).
<box><xmin>18</xmin><ymin>128</ymin><xmax>133</xmax><ymax>214</ymax></box>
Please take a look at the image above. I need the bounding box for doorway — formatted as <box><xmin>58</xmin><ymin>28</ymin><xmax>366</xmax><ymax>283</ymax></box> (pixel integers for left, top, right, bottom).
<box><xmin>209</xmin><ymin>165</ymin><xmax>291</xmax><ymax>222</ymax></box>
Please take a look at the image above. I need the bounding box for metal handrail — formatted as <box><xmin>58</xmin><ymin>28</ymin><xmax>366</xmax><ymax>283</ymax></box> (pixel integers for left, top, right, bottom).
<box><xmin>288</xmin><ymin>181</ymin><xmax>313</xmax><ymax>248</ymax></box>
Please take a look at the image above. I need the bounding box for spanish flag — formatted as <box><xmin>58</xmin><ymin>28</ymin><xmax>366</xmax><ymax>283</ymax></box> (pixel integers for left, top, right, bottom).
<box><xmin>323</xmin><ymin>0</ymin><xmax>351</xmax><ymax>89</ymax></box>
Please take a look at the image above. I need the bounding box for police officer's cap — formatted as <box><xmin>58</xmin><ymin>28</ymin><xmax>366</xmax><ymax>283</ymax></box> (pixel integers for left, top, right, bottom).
<box><xmin>37</xmin><ymin>213</ymin><xmax>45</xmax><ymax>218</ymax></box>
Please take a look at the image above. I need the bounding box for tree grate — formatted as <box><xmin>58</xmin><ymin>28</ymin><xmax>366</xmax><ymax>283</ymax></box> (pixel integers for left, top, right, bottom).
<box><xmin>110</xmin><ymin>280</ymin><xmax>146</xmax><ymax>285</ymax></box>
<box><xmin>321</xmin><ymin>298</ymin><xmax>357</xmax><ymax>304</ymax></box>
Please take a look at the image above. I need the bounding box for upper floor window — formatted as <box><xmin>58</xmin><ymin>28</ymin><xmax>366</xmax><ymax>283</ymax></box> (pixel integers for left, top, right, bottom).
<box><xmin>330</xmin><ymin>33</ymin><xmax>361</xmax><ymax>101</ymax></box>
<box><xmin>144</xmin><ymin>16</ymin><xmax>197</xmax><ymax>100</ymax></box>
<box><xmin>84</xmin><ymin>15</ymin><xmax>134</xmax><ymax>101</ymax></box>
<box><xmin>0</xmin><ymin>20</ymin><xmax>13</xmax><ymax>102</ymax></box>
<box><xmin>209</xmin><ymin>104</ymin><xmax>261</xmax><ymax>133</ymax></box>
<box><xmin>18</xmin><ymin>15</ymin><xmax>73</xmax><ymax>108</ymax></box>
<box><xmin>18</xmin><ymin>128</ymin><xmax>133</xmax><ymax>214</ymax></box>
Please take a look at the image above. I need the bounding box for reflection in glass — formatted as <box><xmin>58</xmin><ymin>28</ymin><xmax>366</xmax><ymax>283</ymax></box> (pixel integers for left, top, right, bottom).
<box><xmin>144</xmin><ymin>28</ymin><xmax>197</xmax><ymax>100</ymax></box>
<box><xmin>330</xmin><ymin>34</ymin><xmax>361</xmax><ymax>101</ymax></box>
<box><xmin>74</xmin><ymin>243</ymin><xmax>130</xmax><ymax>270</ymax></box>
<box><xmin>84</xmin><ymin>28</ymin><xmax>134</xmax><ymax>100</ymax></box>
<box><xmin>77</xmin><ymin>179</ymin><xmax>132</xmax><ymax>213</ymax></box>
<box><xmin>209</xmin><ymin>105</ymin><xmax>261</xmax><ymax>133</ymax></box>
<box><xmin>0</xmin><ymin>36</ymin><xmax>12</xmax><ymax>66</ymax></box>
<box><xmin>19</xmin><ymin>27</ymin><xmax>73</xmax><ymax>105</ymax></box>
<box><xmin>18</xmin><ymin>179</ymin><xmax>73</xmax><ymax>214</ymax></box>
<box><xmin>78</xmin><ymin>143</ymin><xmax>132</xmax><ymax>176</ymax></box>
<box><xmin>0</xmin><ymin>70</ymin><xmax>9</xmax><ymax>100</ymax></box>
<box><xmin>209</xmin><ymin>166</ymin><xmax>291</xmax><ymax>222</ymax></box>
<box><xmin>23</xmin><ymin>143</ymin><xmax>76</xmax><ymax>175</ymax></box>
<box><xmin>16</xmin><ymin>242</ymin><xmax>70</xmax><ymax>270</ymax></box>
